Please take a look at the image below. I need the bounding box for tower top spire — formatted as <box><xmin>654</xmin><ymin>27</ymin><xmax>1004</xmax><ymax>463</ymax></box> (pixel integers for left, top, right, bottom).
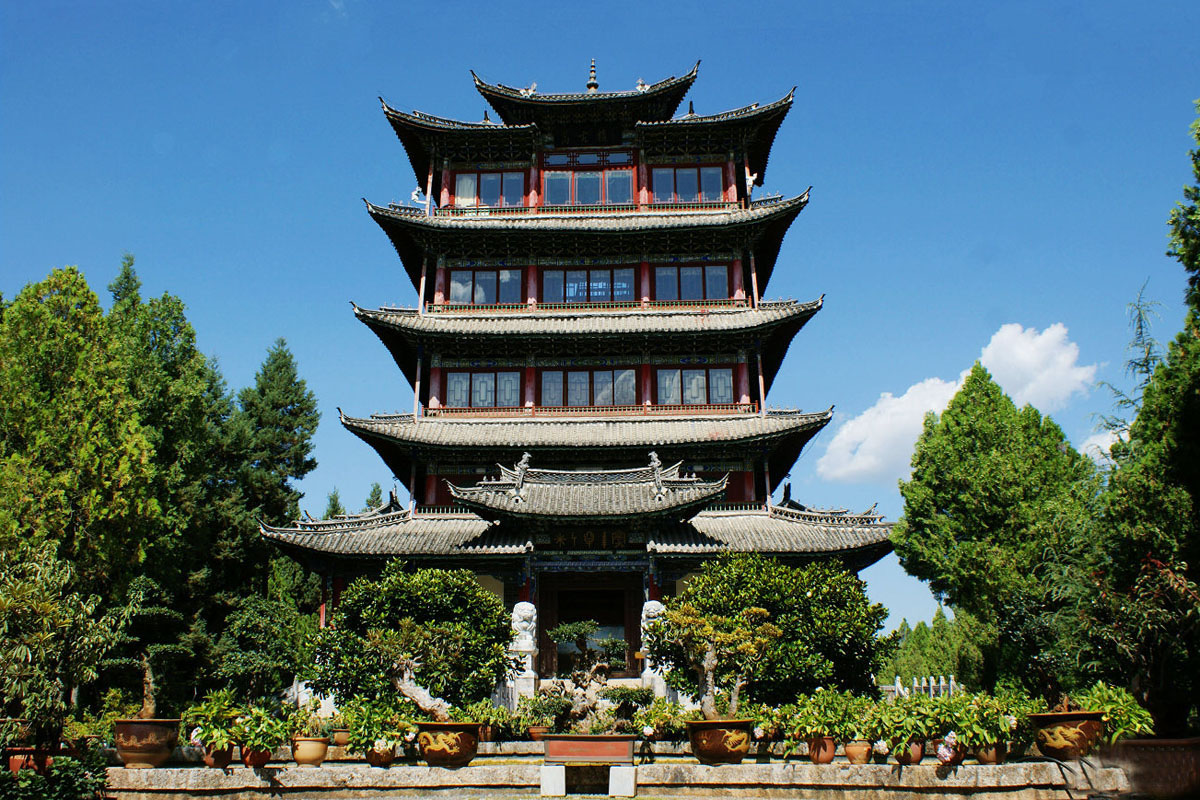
<box><xmin>586</xmin><ymin>59</ymin><xmax>598</xmax><ymax>93</ymax></box>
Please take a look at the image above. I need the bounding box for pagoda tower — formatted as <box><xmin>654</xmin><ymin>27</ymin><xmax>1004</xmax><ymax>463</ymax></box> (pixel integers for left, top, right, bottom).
<box><xmin>264</xmin><ymin>62</ymin><xmax>892</xmax><ymax>680</ymax></box>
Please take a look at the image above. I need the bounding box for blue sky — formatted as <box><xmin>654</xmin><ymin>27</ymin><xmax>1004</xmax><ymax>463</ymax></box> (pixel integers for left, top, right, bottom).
<box><xmin>3</xmin><ymin>1</ymin><xmax>1198</xmax><ymax>630</ymax></box>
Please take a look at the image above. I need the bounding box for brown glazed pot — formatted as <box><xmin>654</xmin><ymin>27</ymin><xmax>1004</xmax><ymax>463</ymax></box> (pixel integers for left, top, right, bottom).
<box><xmin>1029</xmin><ymin>711</ymin><xmax>1104</xmax><ymax>760</ymax></box>
<box><xmin>241</xmin><ymin>748</ymin><xmax>272</xmax><ymax>768</ymax></box>
<box><xmin>975</xmin><ymin>742</ymin><xmax>1007</xmax><ymax>765</ymax></box>
<box><xmin>114</xmin><ymin>719</ymin><xmax>180</xmax><ymax>769</ymax></box>
<box><xmin>526</xmin><ymin>725</ymin><xmax>551</xmax><ymax>741</ymax></box>
<box><xmin>364</xmin><ymin>745</ymin><xmax>395</xmax><ymax>767</ymax></box>
<box><xmin>685</xmin><ymin>719</ymin><xmax>754</xmax><ymax>765</ymax></box>
<box><xmin>807</xmin><ymin>735</ymin><xmax>837</xmax><ymax>764</ymax></box>
<box><xmin>892</xmin><ymin>737</ymin><xmax>925</xmax><ymax>765</ymax></box>
<box><xmin>417</xmin><ymin>721</ymin><xmax>481</xmax><ymax>768</ymax></box>
<box><xmin>330</xmin><ymin>729</ymin><xmax>350</xmax><ymax>747</ymax></box>
<box><xmin>844</xmin><ymin>739</ymin><xmax>873</xmax><ymax>765</ymax></box>
<box><xmin>6</xmin><ymin>747</ymin><xmax>71</xmax><ymax>775</ymax></box>
<box><xmin>201</xmin><ymin>745</ymin><xmax>234</xmax><ymax>769</ymax></box>
<box><xmin>290</xmin><ymin>737</ymin><xmax>330</xmax><ymax>767</ymax></box>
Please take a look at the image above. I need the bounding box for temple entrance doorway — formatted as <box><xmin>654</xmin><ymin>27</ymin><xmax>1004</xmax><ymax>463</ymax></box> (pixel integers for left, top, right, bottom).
<box><xmin>537</xmin><ymin>572</ymin><xmax>642</xmax><ymax>679</ymax></box>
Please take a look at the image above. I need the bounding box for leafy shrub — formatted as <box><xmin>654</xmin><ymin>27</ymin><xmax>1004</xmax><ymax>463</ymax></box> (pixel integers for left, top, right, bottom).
<box><xmin>231</xmin><ymin>703</ymin><xmax>290</xmax><ymax>752</ymax></box>
<box><xmin>341</xmin><ymin>696</ymin><xmax>415</xmax><ymax>756</ymax></box>
<box><xmin>216</xmin><ymin>595</ymin><xmax>313</xmax><ymax>699</ymax></box>
<box><xmin>1075</xmin><ymin>681</ymin><xmax>1155</xmax><ymax>745</ymax></box>
<box><xmin>631</xmin><ymin>698</ymin><xmax>688</xmax><ymax>742</ymax></box>
<box><xmin>0</xmin><ymin>747</ymin><xmax>107</xmax><ymax>800</ymax></box>
<box><xmin>310</xmin><ymin>562</ymin><xmax>511</xmax><ymax>708</ymax></box>
<box><xmin>182</xmin><ymin>689</ymin><xmax>242</xmax><ymax>750</ymax></box>
<box><xmin>647</xmin><ymin>555</ymin><xmax>888</xmax><ymax>705</ymax></box>
<box><xmin>516</xmin><ymin>690</ymin><xmax>573</xmax><ymax>732</ymax></box>
<box><xmin>600</xmin><ymin>686</ymin><xmax>654</xmax><ymax>721</ymax></box>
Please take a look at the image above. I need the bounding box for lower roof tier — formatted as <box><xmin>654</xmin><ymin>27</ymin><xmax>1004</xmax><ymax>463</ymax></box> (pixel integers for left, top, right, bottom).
<box><xmin>341</xmin><ymin>407</ymin><xmax>832</xmax><ymax>494</ymax></box>
<box><xmin>261</xmin><ymin>502</ymin><xmax>893</xmax><ymax>573</ymax></box>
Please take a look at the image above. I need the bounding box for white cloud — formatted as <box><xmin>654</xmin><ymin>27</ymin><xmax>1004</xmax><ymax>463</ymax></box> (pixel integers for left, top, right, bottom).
<box><xmin>1080</xmin><ymin>430</ymin><xmax>1120</xmax><ymax>464</ymax></box>
<box><xmin>979</xmin><ymin>323</ymin><xmax>1095</xmax><ymax>411</ymax></box>
<box><xmin>816</xmin><ymin>377</ymin><xmax>960</xmax><ymax>483</ymax></box>
<box><xmin>817</xmin><ymin>323</ymin><xmax>1097</xmax><ymax>484</ymax></box>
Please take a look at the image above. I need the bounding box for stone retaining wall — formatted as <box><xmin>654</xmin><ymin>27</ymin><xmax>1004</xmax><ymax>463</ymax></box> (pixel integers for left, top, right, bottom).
<box><xmin>107</xmin><ymin>761</ymin><xmax>1129</xmax><ymax>799</ymax></box>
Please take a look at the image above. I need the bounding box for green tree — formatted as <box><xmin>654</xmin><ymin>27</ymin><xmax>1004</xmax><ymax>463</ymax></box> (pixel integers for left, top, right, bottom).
<box><xmin>649</xmin><ymin>555</ymin><xmax>889</xmax><ymax>705</ymax></box>
<box><xmin>0</xmin><ymin>267</ymin><xmax>159</xmax><ymax>597</ymax></box>
<box><xmin>215</xmin><ymin>595</ymin><xmax>311</xmax><ymax>699</ymax></box>
<box><xmin>363</xmin><ymin>482</ymin><xmax>383</xmax><ymax>511</ymax></box>
<box><xmin>892</xmin><ymin>364</ymin><xmax>1097</xmax><ymax>694</ymax></box>
<box><xmin>101</xmin><ymin>577</ymin><xmax>188</xmax><ymax>719</ymax></box>
<box><xmin>878</xmin><ymin>607</ymin><xmax>986</xmax><ymax>689</ymax></box>
<box><xmin>1169</xmin><ymin>101</ymin><xmax>1200</xmax><ymax>307</ymax></box>
<box><xmin>323</xmin><ymin>489</ymin><xmax>346</xmax><ymax>519</ymax></box>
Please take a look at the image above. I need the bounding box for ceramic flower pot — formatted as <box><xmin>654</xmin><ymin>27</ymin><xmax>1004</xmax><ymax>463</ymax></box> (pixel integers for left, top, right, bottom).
<box><xmin>114</xmin><ymin>719</ymin><xmax>180</xmax><ymax>769</ymax></box>
<box><xmin>807</xmin><ymin>735</ymin><xmax>837</xmax><ymax>764</ymax></box>
<box><xmin>526</xmin><ymin>725</ymin><xmax>550</xmax><ymax>741</ymax></box>
<box><xmin>330</xmin><ymin>729</ymin><xmax>350</xmax><ymax>747</ymax></box>
<box><xmin>241</xmin><ymin>748</ymin><xmax>272</xmax><ymax>768</ymax></box>
<box><xmin>202</xmin><ymin>745</ymin><xmax>234</xmax><ymax>769</ymax></box>
<box><xmin>975</xmin><ymin>742</ymin><xmax>1007</xmax><ymax>765</ymax></box>
<box><xmin>365</xmin><ymin>745</ymin><xmax>395</xmax><ymax>767</ymax></box>
<box><xmin>1029</xmin><ymin>712</ymin><xmax>1104</xmax><ymax>760</ymax></box>
<box><xmin>417</xmin><ymin>722</ymin><xmax>481</xmax><ymax>768</ymax></box>
<box><xmin>685</xmin><ymin>719</ymin><xmax>753</xmax><ymax>765</ymax></box>
<box><xmin>291</xmin><ymin>737</ymin><xmax>329</xmax><ymax>767</ymax></box>
<box><xmin>892</xmin><ymin>737</ymin><xmax>925</xmax><ymax>765</ymax></box>
<box><xmin>844</xmin><ymin>740</ymin><xmax>872</xmax><ymax>765</ymax></box>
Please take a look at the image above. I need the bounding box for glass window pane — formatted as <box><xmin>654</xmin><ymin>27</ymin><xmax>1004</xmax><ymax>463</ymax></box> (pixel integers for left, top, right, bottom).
<box><xmin>447</xmin><ymin>373</ymin><xmax>470</xmax><ymax>407</ymax></box>
<box><xmin>682</xmin><ymin>369</ymin><xmax>707</xmax><ymax>405</ymax></box>
<box><xmin>471</xmin><ymin>372</ymin><xmax>495</xmax><ymax>407</ymax></box>
<box><xmin>709</xmin><ymin>368</ymin><xmax>734</xmax><ymax>404</ymax></box>
<box><xmin>502</xmin><ymin>172</ymin><xmax>524</xmax><ymax>207</ymax></box>
<box><xmin>700</xmin><ymin>167</ymin><xmax>724</xmax><ymax>202</ymax></box>
<box><xmin>577</xmin><ymin>152</ymin><xmax>601</xmax><ymax>165</ymax></box>
<box><xmin>565</xmin><ymin>270</ymin><xmax>588</xmax><ymax>303</ymax></box>
<box><xmin>593</xmin><ymin>371</ymin><xmax>613</xmax><ymax>406</ymax></box>
<box><xmin>589</xmin><ymin>269</ymin><xmax>611</xmax><ymax>302</ymax></box>
<box><xmin>675</xmin><ymin>169</ymin><xmax>699</xmax><ymax>202</ymax></box>
<box><xmin>655</xmin><ymin>267</ymin><xmax>677</xmax><ymax>301</ymax></box>
<box><xmin>607</xmin><ymin>151</ymin><xmax>631</xmax><ymax>165</ymax></box>
<box><xmin>614</xmin><ymin>369</ymin><xmax>636</xmax><ymax>405</ymax></box>
<box><xmin>455</xmin><ymin>173</ymin><xmax>477</xmax><ymax>206</ymax></box>
<box><xmin>497</xmin><ymin>371</ymin><xmax>521</xmax><ymax>407</ymax></box>
<box><xmin>542</xmin><ymin>270</ymin><xmax>564</xmax><ymax>303</ymax></box>
<box><xmin>680</xmin><ymin>266</ymin><xmax>704</xmax><ymax>300</ymax></box>
<box><xmin>567</xmin><ymin>371</ymin><xmax>590</xmax><ymax>407</ymax></box>
<box><xmin>545</xmin><ymin>153</ymin><xmax>570</xmax><ymax>166</ymax></box>
<box><xmin>449</xmin><ymin>270</ymin><xmax>473</xmax><ymax>304</ymax></box>
<box><xmin>545</xmin><ymin>171</ymin><xmax>571</xmax><ymax>205</ymax></box>
<box><xmin>479</xmin><ymin>173</ymin><xmax>502</xmax><ymax>207</ymax></box>
<box><xmin>575</xmin><ymin>172</ymin><xmax>601</xmax><ymax>205</ymax></box>
<box><xmin>657</xmin><ymin>369</ymin><xmax>681</xmax><ymax>405</ymax></box>
<box><xmin>705</xmin><ymin>265</ymin><xmax>729</xmax><ymax>299</ymax></box>
<box><xmin>606</xmin><ymin>170</ymin><xmax>632</xmax><ymax>204</ymax></box>
<box><xmin>612</xmin><ymin>268</ymin><xmax>635</xmax><ymax>302</ymax></box>
<box><xmin>652</xmin><ymin>168</ymin><xmax>674</xmax><ymax>203</ymax></box>
<box><xmin>498</xmin><ymin>270</ymin><xmax>522</xmax><ymax>304</ymax></box>
<box><xmin>473</xmin><ymin>270</ymin><xmax>497</xmax><ymax>305</ymax></box>
<box><xmin>541</xmin><ymin>371</ymin><xmax>563</xmax><ymax>406</ymax></box>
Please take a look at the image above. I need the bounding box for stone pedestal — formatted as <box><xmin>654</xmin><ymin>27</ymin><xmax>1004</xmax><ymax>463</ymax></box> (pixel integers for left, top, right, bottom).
<box><xmin>540</xmin><ymin>765</ymin><xmax>566</xmax><ymax>796</ymax></box>
<box><xmin>609</xmin><ymin>765</ymin><xmax>637</xmax><ymax>797</ymax></box>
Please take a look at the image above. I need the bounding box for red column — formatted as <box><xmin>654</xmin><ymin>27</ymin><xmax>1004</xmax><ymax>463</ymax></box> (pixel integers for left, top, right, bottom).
<box><xmin>428</xmin><ymin>366</ymin><xmax>442</xmax><ymax>408</ymax></box>
<box><xmin>647</xmin><ymin>573</ymin><xmax>662</xmax><ymax>602</ymax></box>
<box><xmin>318</xmin><ymin>578</ymin><xmax>328</xmax><ymax>628</ymax></box>
<box><xmin>639</xmin><ymin>260</ymin><xmax>651</xmax><ymax>308</ymax></box>
<box><xmin>434</xmin><ymin>263</ymin><xmax>446</xmax><ymax>306</ymax></box>
<box><xmin>424</xmin><ymin>475</ymin><xmax>437</xmax><ymax>505</ymax></box>
<box><xmin>744</xmin><ymin>471</ymin><xmax>755</xmax><ymax>501</ymax></box>
<box><xmin>528</xmin><ymin>161</ymin><xmax>539</xmax><ymax>208</ymax></box>
<box><xmin>736</xmin><ymin>362</ymin><xmax>751</xmax><ymax>406</ymax></box>
<box><xmin>331</xmin><ymin>576</ymin><xmax>346</xmax><ymax>613</ymax></box>
<box><xmin>748</xmin><ymin>252</ymin><xmax>760</xmax><ymax>307</ymax></box>
<box><xmin>725</xmin><ymin>158</ymin><xmax>737</xmax><ymax>203</ymax></box>
<box><xmin>526</xmin><ymin>264</ymin><xmax>538</xmax><ymax>308</ymax></box>
<box><xmin>641</xmin><ymin>363</ymin><xmax>653</xmax><ymax>407</ymax></box>
<box><xmin>525</xmin><ymin>366</ymin><xmax>536</xmax><ymax>407</ymax></box>
<box><xmin>440</xmin><ymin>167</ymin><xmax>451</xmax><ymax>209</ymax></box>
<box><xmin>637</xmin><ymin>154</ymin><xmax>648</xmax><ymax>209</ymax></box>
<box><xmin>731</xmin><ymin>257</ymin><xmax>745</xmax><ymax>301</ymax></box>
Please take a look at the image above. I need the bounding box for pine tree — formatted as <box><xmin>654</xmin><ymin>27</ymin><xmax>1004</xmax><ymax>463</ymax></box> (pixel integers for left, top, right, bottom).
<box><xmin>323</xmin><ymin>489</ymin><xmax>346</xmax><ymax>519</ymax></box>
<box><xmin>363</xmin><ymin>482</ymin><xmax>383</xmax><ymax>511</ymax></box>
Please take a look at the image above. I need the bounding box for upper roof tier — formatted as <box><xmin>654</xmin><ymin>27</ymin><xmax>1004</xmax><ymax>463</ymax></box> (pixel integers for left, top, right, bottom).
<box><xmin>472</xmin><ymin>62</ymin><xmax>699</xmax><ymax>127</ymax></box>
<box><xmin>260</xmin><ymin>499</ymin><xmax>892</xmax><ymax>573</ymax></box>
<box><xmin>340</xmin><ymin>407</ymin><xmax>831</xmax><ymax>496</ymax></box>
<box><xmin>382</xmin><ymin>88</ymin><xmax>792</xmax><ymax>199</ymax></box>
<box><xmin>354</xmin><ymin>299</ymin><xmax>821</xmax><ymax>394</ymax></box>
<box><xmin>366</xmin><ymin>193</ymin><xmax>808</xmax><ymax>295</ymax></box>
<box><xmin>447</xmin><ymin>453</ymin><xmax>728</xmax><ymax>525</ymax></box>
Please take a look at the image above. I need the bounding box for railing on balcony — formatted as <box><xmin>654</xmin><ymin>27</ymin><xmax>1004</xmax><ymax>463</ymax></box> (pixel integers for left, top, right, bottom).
<box><xmin>411</xmin><ymin>505</ymin><xmax>470</xmax><ymax>517</ymax></box>
<box><xmin>705</xmin><ymin>502</ymin><xmax>770</xmax><ymax>513</ymax></box>
<box><xmin>424</xmin><ymin>402</ymin><xmax>758</xmax><ymax>418</ymax></box>
<box><xmin>433</xmin><ymin>200</ymin><xmax>737</xmax><ymax>217</ymax></box>
<box><xmin>430</xmin><ymin>298</ymin><xmax>748</xmax><ymax>314</ymax></box>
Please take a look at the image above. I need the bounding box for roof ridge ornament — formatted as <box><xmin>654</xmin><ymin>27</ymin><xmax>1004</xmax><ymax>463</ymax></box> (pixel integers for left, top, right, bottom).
<box><xmin>649</xmin><ymin>451</ymin><xmax>665</xmax><ymax>501</ymax></box>
<box><xmin>586</xmin><ymin>58</ymin><xmax>598</xmax><ymax>94</ymax></box>
<box><xmin>511</xmin><ymin>452</ymin><xmax>532</xmax><ymax>501</ymax></box>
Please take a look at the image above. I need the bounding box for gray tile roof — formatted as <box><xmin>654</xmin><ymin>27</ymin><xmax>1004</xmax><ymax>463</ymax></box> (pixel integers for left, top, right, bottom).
<box><xmin>261</xmin><ymin>510</ymin><xmax>527</xmax><ymax>557</ymax></box>
<box><xmin>447</xmin><ymin>455</ymin><xmax>728</xmax><ymax>522</ymax></box>
<box><xmin>661</xmin><ymin>505</ymin><xmax>892</xmax><ymax>556</ymax></box>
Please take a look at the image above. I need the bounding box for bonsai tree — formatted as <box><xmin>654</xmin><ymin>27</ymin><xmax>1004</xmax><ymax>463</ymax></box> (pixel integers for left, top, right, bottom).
<box><xmin>311</xmin><ymin>561</ymin><xmax>512</xmax><ymax>718</ymax></box>
<box><xmin>644</xmin><ymin>602</ymin><xmax>781</xmax><ymax>720</ymax></box>
<box><xmin>103</xmin><ymin>576</ymin><xmax>188</xmax><ymax>719</ymax></box>
<box><xmin>545</xmin><ymin>620</ymin><xmax>626</xmax><ymax>730</ymax></box>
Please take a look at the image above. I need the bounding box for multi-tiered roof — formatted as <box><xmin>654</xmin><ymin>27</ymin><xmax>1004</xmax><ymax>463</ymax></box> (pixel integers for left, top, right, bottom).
<box><xmin>264</xmin><ymin>63</ymin><xmax>892</xmax><ymax>576</ymax></box>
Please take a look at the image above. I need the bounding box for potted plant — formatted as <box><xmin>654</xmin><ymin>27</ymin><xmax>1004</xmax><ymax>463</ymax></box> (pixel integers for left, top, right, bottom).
<box><xmin>599</xmin><ymin>686</ymin><xmax>655</xmax><ymax>734</ymax></box>
<box><xmin>288</xmin><ymin>699</ymin><xmax>331</xmax><ymax>767</ymax></box>
<box><xmin>540</xmin><ymin>621</ymin><xmax>638</xmax><ymax>766</ymax></box>
<box><xmin>930</xmin><ymin>694</ymin><xmax>968</xmax><ymax>766</ymax></box>
<box><xmin>632</xmin><ymin>699</ymin><xmax>687</xmax><ymax>745</ymax></box>
<box><xmin>953</xmin><ymin>693</ymin><xmax>1014</xmax><ymax>765</ymax></box>
<box><xmin>232</xmin><ymin>704</ymin><xmax>289</xmax><ymax>768</ymax></box>
<box><xmin>644</xmin><ymin>603</ymin><xmax>781</xmax><ymax>765</ymax></box>
<box><xmin>327</xmin><ymin>712</ymin><xmax>349</xmax><ymax>747</ymax></box>
<box><xmin>109</xmin><ymin>578</ymin><xmax>187</xmax><ymax>769</ymax></box>
<box><xmin>182</xmin><ymin>690</ymin><xmax>242</xmax><ymax>768</ymax></box>
<box><xmin>1028</xmin><ymin>694</ymin><xmax>1106</xmax><ymax>761</ymax></box>
<box><xmin>459</xmin><ymin>700</ymin><xmax>514</xmax><ymax>742</ymax></box>
<box><xmin>1075</xmin><ymin>682</ymin><xmax>1154</xmax><ymax>749</ymax></box>
<box><xmin>516</xmin><ymin>692</ymin><xmax>571</xmax><ymax>741</ymax></box>
<box><xmin>995</xmin><ymin>686</ymin><xmax>1045</xmax><ymax>759</ymax></box>
<box><xmin>343</xmin><ymin>697</ymin><xmax>414</xmax><ymax>768</ymax></box>
<box><xmin>878</xmin><ymin>693</ymin><xmax>936</xmax><ymax>765</ymax></box>
<box><xmin>786</xmin><ymin>690</ymin><xmax>849</xmax><ymax>764</ymax></box>
<box><xmin>840</xmin><ymin>696</ymin><xmax>881</xmax><ymax>765</ymax></box>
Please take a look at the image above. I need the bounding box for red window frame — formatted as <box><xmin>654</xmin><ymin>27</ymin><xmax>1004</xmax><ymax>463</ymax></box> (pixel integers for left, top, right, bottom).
<box><xmin>450</xmin><ymin>170</ymin><xmax>526</xmax><ymax>208</ymax></box>
<box><xmin>538</xmin><ymin>266</ymin><xmax>638</xmax><ymax>304</ymax></box>
<box><xmin>443</xmin><ymin>368</ymin><xmax>525</xmax><ymax>408</ymax></box>
<box><xmin>652</xmin><ymin>364</ymin><xmax>738</xmax><ymax>405</ymax></box>
<box><xmin>537</xmin><ymin>366</ymin><xmax>641</xmax><ymax>407</ymax></box>
<box><xmin>446</xmin><ymin>267</ymin><xmax>525</xmax><ymax>306</ymax></box>
<box><xmin>650</xmin><ymin>263</ymin><xmax>731</xmax><ymax>302</ymax></box>
<box><xmin>540</xmin><ymin>150</ymin><xmax>635</xmax><ymax>207</ymax></box>
<box><xmin>650</xmin><ymin>164</ymin><xmax>726</xmax><ymax>204</ymax></box>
